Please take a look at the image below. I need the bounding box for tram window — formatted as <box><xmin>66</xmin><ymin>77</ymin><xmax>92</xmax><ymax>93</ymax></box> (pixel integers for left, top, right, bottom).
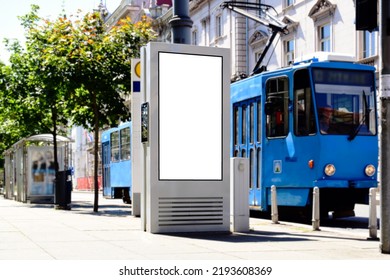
<box><xmin>111</xmin><ymin>131</ymin><xmax>119</xmax><ymax>161</ymax></box>
<box><xmin>250</xmin><ymin>104</ymin><xmax>254</xmax><ymax>143</ymax></box>
<box><xmin>103</xmin><ymin>143</ymin><xmax>110</xmax><ymax>165</ymax></box>
<box><xmin>242</xmin><ymin>105</ymin><xmax>247</xmax><ymax>143</ymax></box>
<box><xmin>257</xmin><ymin>148</ymin><xmax>261</xmax><ymax>189</ymax></box>
<box><xmin>265</xmin><ymin>77</ymin><xmax>289</xmax><ymax>138</ymax></box>
<box><xmin>294</xmin><ymin>69</ymin><xmax>316</xmax><ymax>136</ymax></box>
<box><xmin>313</xmin><ymin>68</ymin><xmax>376</xmax><ymax>136</ymax></box>
<box><xmin>250</xmin><ymin>149</ymin><xmax>255</xmax><ymax>188</ymax></box>
<box><xmin>120</xmin><ymin>127</ymin><xmax>131</xmax><ymax>160</ymax></box>
<box><xmin>257</xmin><ymin>101</ymin><xmax>262</xmax><ymax>142</ymax></box>
<box><xmin>233</xmin><ymin>106</ymin><xmax>239</xmax><ymax>146</ymax></box>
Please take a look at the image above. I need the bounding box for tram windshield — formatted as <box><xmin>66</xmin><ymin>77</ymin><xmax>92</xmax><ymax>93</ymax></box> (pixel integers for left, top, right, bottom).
<box><xmin>312</xmin><ymin>68</ymin><xmax>376</xmax><ymax>137</ymax></box>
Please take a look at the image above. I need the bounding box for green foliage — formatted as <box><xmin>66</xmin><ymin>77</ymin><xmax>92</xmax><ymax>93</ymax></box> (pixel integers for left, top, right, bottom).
<box><xmin>0</xmin><ymin>5</ymin><xmax>154</xmax><ymax>151</ymax></box>
<box><xmin>0</xmin><ymin>39</ymin><xmax>52</xmax><ymax>149</ymax></box>
<box><xmin>66</xmin><ymin>13</ymin><xmax>154</xmax><ymax>130</ymax></box>
<box><xmin>0</xmin><ymin>4</ymin><xmax>155</xmax><ymax>211</ymax></box>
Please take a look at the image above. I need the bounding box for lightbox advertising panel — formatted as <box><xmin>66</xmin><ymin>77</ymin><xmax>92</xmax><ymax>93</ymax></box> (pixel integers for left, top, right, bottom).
<box><xmin>158</xmin><ymin>52</ymin><xmax>223</xmax><ymax>181</ymax></box>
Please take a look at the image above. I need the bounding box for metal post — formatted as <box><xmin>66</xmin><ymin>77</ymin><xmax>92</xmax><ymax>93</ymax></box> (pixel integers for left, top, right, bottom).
<box><xmin>312</xmin><ymin>187</ymin><xmax>320</xmax><ymax>231</ymax></box>
<box><xmin>169</xmin><ymin>0</ymin><xmax>193</xmax><ymax>44</ymax></box>
<box><xmin>368</xmin><ymin>188</ymin><xmax>379</xmax><ymax>240</ymax></box>
<box><xmin>380</xmin><ymin>0</ymin><xmax>390</xmax><ymax>254</ymax></box>
<box><xmin>271</xmin><ymin>185</ymin><xmax>279</xmax><ymax>224</ymax></box>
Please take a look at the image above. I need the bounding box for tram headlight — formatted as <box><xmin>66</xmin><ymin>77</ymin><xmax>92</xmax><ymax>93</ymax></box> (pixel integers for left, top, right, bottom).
<box><xmin>365</xmin><ymin>164</ymin><xmax>376</xmax><ymax>177</ymax></box>
<box><xmin>324</xmin><ymin>164</ymin><xmax>336</xmax><ymax>176</ymax></box>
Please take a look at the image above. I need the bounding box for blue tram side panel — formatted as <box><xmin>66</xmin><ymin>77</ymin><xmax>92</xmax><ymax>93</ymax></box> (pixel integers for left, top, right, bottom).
<box><xmin>231</xmin><ymin>53</ymin><xmax>378</xmax><ymax>217</ymax></box>
<box><xmin>101</xmin><ymin>121</ymin><xmax>132</xmax><ymax>204</ymax></box>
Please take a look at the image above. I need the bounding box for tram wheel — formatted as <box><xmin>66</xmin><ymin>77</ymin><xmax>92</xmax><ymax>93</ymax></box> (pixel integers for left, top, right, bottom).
<box><xmin>122</xmin><ymin>189</ymin><xmax>131</xmax><ymax>204</ymax></box>
<box><xmin>278</xmin><ymin>206</ymin><xmax>312</xmax><ymax>224</ymax></box>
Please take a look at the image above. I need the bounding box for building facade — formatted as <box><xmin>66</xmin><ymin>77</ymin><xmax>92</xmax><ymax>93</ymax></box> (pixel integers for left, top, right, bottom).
<box><xmin>100</xmin><ymin>1</ymin><xmax>379</xmax><ymax>80</ymax></box>
<box><xmin>104</xmin><ymin>0</ymin><xmax>172</xmax><ymax>29</ymax></box>
<box><xmin>188</xmin><ymin>0</ymin><xmax>378</xmax><ymax>79</ymax></box>
<box><xmin>72</xmin><ymin>0</ymin><xmax>379</xmax><ymax>190</ymax></box>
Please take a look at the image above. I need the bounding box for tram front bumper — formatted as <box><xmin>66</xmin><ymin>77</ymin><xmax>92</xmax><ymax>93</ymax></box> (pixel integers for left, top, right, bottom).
<box><xmin>313</xmin><ymin>179</ymin><xmax>378</xmax><ymax>188</ymax></box>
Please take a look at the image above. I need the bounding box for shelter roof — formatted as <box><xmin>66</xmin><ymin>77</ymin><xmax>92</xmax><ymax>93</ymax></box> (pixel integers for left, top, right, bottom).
<box><xmin>25</xmin><ymin>134</ymin><xmax>73</xmax><ymax>143</ymax></box>
<box><xmin>3</xmin><ymin>134</ymin><xmax>73</xmax><ymax>155</ymax></box>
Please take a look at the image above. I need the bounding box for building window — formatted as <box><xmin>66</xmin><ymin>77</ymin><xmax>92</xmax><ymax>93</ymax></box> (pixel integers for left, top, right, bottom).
<box><xmin>286</xmin><ymin>0</ymin><xmax>294</xmax><ymax>7</ymax></box>
<box><xmin>255</xmin><ymin>51</ymin><xmax>263</xmax><ymax>63</ymax></box>
<box><xmin>284</xmin><ymin>39</ymin><xmax>294</xmax><ymax>66</ymax></box>
<box><xmin>202</xmin><ymin>19</ymin><xmax>208</xmax><ymax>46</ymax></box>
<box><xmin>256</xmin><ymin>0</ymin><xmax>262</xmax><ymax>16</ymax></box>
<box><xmin>319</xmin><ymin>23</ymin><xmax>331</xmax><ymax>51</ymax></box>
<box><xmin>192</xmin><ymin>30</ymin><xmax>197</xmax><ymax>45</ymax></box>
<box><xmin>363</xmin><ymin>31</ymin><xmax>377</xmax><ymax>58</ymax></box>
<box><xmin>216</xmin><ymin>15</ymin><xmax>223</xmax><ymax>38</ymax></box>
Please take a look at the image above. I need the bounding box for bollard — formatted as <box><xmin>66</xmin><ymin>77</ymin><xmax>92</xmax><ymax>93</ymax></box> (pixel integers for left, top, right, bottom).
<box><xmin>368</xmin><ymin>187</ymin><xmax>379</xmax><ymax>240</ymax></box>
<box><xmin>312</xmin><ymin>187</ymin><xmax>320</xmax><ymax>231</ymax></box>
<box><xmin>271</xmin><ymin>185</ymin><xmax>279</xmax><ymax>224</ymax></box>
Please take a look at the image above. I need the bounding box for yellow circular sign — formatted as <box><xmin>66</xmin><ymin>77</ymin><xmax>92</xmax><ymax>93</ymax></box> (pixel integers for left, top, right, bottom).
<box><xmin>135</xmin><ymin>62</ymin><xmax>141</xmax><ymax>78</ymax></box>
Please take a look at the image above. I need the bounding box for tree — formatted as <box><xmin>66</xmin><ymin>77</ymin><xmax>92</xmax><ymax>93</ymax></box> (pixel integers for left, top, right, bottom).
<box><xmin>2</xmin><ymin>5</ymin><xmax>72</xmax><ymax>201</ymax></box>
<box><xmin>0</xmin><ymin>30</ymin><xmax>60</xmax><ymax>155</ymax></box>
<box><xmin>24</xmin><ymin>8</ymin><xmax>76</xmax><ymax>204</ymax></box>
<box><xmin>64</xmin><ymin>13</ymin><xmax>154</xmax><ymax>211</ymax></box>
<box><xmin>1</xmin><ymin>5</ymin><xmax>154</xmax><ymax>212</ymax></box>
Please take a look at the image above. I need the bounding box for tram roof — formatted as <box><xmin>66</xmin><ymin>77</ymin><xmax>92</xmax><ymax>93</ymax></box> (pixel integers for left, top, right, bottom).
<box><xmin>293</xmin><ymin>52</ymin><xmax>356</xmax><ymax>65</ymax></box>
<box><xmin>233</xmin><ymin>51</ymin><xmax>372</xmax><ymax>84</ymax></box>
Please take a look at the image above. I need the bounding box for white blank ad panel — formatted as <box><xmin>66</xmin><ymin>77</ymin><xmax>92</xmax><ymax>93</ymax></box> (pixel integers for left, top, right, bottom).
<box><xmin>158</xmin><ymin>52</ymin><xmax>222</xmax><ymax>180</ymax></box>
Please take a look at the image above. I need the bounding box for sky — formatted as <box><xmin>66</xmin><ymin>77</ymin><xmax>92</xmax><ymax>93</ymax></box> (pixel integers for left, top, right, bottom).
<box><xmin>0</xmin><ymin>0</ymin><xmax>122</xmax><ymax>63</ymax></box>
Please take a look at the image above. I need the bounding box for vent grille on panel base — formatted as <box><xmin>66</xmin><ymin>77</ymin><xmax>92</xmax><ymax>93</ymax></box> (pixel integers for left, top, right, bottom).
<box><xmin>158</xmin><ymin>197</ymin><xmax>224</xmax><ymax>227</ymax></box>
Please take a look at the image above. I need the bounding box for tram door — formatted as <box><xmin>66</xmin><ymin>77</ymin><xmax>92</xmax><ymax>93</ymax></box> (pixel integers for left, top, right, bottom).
<box><xmin>233</xmin><ymin>98</ymin><xmax>262</xmax><ymax>208</ymax></box>
<box><xmin>102</xmin><ymin>142</ymin><xmax>111</xmax><ymax>197</ymax></box>
<box><xmin>263</xmin><ymin>71</ymin><xmax>317</xmax><ymax>196</ymax></box>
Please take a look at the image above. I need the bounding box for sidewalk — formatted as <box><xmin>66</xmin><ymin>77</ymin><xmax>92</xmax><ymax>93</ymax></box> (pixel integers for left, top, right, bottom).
<box><xmin>1</xmin><ymin>191</ymin><xmax>390</xmax><ymax>260</ymax></box>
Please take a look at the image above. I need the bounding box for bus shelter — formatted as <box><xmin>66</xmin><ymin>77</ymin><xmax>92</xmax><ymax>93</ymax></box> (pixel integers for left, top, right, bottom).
<box><xmin>3</xmin><ymin>134</ymin><xmax>73</xmax><ymax>204</ymax></box>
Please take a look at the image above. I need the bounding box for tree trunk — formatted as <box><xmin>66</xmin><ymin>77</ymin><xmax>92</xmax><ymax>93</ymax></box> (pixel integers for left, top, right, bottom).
<box><xmin>52</xmin><ymin>105</ymin><xmax>59</xmax><ymax>203</ymax></box>
<box><xmin>93</xmin><ymin>92</ymin><xmax>100</xmax><ymax>212</ymax></box>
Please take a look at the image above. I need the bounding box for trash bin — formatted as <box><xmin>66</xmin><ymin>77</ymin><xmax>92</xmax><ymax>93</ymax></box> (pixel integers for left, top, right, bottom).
<box><xmin>54</xmin><ymin>170</ymin><xmax>72</xmax><ymax>210</ymax></box>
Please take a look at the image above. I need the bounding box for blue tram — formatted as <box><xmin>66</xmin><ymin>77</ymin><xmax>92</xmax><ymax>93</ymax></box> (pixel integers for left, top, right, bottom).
<box><xmin>231</xmin><ymin>53</ymin><xmax>378</xmax><ymax>217</ymax></box>
<box><xmin>101</xmin><ymin>121</ymin><xmax>132</xmax><ymax>203</ymax></box>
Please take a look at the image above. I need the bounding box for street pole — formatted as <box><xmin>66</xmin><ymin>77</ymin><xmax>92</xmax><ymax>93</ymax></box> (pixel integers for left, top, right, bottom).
<box><xmin>169</xmin><ymin>0</ymin><xmax>193</xmax><ymax>44</ymax></box>
<box><xmin>380</xmin><ymin>0</ymin><xmax>390</xmax><ymax>254</ymax></box>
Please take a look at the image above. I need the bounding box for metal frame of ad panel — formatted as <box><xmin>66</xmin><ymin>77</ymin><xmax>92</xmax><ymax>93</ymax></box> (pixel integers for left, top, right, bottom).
<box><xmin>140</xmin><ymin>42</ymin><xmax>231</xmax><ymax>233</ymax></box>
